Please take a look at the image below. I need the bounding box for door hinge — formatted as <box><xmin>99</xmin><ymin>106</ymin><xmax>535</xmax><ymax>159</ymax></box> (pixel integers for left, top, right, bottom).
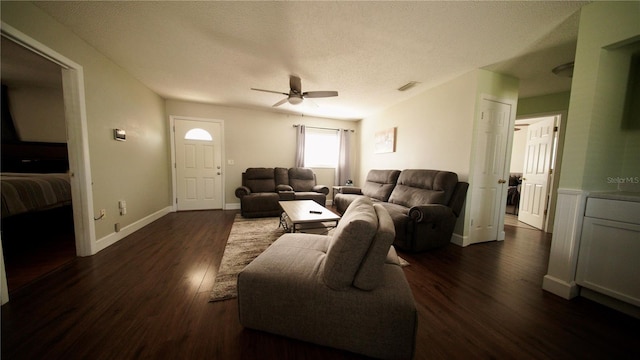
<box><xmin>554</xmin><ymin>126</ymin><xmax>558</xmax><ymax>132</ymax></box>
<box><xmin>176</xmin><ymin>198</ymin><xmax>178</xmax><ymax>204</ymax></box>
<box><xmin>549</xmin><ymin>168</ymin><xmax>553</xmax><ymax>175</ymax></box>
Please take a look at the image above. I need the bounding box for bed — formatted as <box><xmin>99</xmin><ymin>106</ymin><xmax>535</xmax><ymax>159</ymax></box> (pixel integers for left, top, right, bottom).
<box><xmin>1</xmin><ymin>172</ymin><xmax>72</xmax><ymax>218</ymax></box>
<box><xmin>1</xmin><ymin>142</ymin><xmax>72</xmax><ymax>219</ymax></box>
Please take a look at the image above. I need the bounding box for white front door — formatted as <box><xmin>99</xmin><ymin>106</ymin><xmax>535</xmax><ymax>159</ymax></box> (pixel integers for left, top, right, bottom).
<box><xmin>518</xmin><ymin>117</ymin><xmax>555</xmax><ymax>229</ymax></box>
<box><xmin>174</xmin><ymin>119</ymin><xmax>223</xmax><ymax>211</ymax></box>
<box><xmin>469</xmin><ymin>98</ymin><xmax>512</xmax><ymax>244</ymax></box>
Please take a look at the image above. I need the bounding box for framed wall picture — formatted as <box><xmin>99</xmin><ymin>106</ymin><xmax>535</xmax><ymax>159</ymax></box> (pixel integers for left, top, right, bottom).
<box><xmin>374</xmin><ymin>127</ymin><xmax>396</xmax><ymax>153</ymax></box>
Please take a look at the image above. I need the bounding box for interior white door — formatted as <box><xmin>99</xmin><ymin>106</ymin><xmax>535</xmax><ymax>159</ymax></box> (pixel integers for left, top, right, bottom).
<box><xmin>469</xmin><ymin>99</ymin><xmax>512</xmax><ymax>244</ymax></box>
<box><xmin>518</xmin><ymin>117</ymin><xmax>555</xmax><ymax>229</ymax></box>
<box><xmin>174</xmin><ymin>119</ymin><xmax>223</xmax><ymax>211</ymax></box>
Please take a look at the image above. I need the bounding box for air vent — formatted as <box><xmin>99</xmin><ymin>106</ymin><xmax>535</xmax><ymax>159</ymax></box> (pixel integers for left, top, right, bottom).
<box><xmin>397</xmin><ymin>81</ymin><xmax>420</xmax><ymax>92</ymax></box>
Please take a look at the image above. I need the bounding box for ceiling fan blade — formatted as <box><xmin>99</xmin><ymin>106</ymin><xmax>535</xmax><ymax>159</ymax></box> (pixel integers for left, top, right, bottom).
<box><xmin>303</xmin><ymin>91</ymin><xmax>338</xmax><ymax>98</ymax></box>
<box><xmin>290</xmin><ymin>75</ymin><xmax>302</xmax><ymax>94</ymax></box>
<box><xmin>272</xmin><ymin>98</ymin><xmax>289</xmax><ymax>107</ymax></box>
<box><xmin>251</xmin><ymin>88</ymin><xmax>289</xmax><ymax>96</ymax></box>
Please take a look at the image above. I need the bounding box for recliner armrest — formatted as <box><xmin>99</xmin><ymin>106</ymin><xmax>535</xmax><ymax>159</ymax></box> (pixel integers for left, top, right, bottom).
<box><xmin>339</xmin><ymin>186</ymin><xmax>363</xmax><ymax>195</ymax></box>
<box><xmin>313</xmin><ymin>185</ymin><xmax>330</xmax><ymax>195</ymax></box>
<box><xmin>277</xmin><ymin>184</ymin><xmax>294</xmax><ymax>192</ymax></box>
<box><xmin>408</xmin><ymin>204</ymin><xmax>454</xmax><ymax>223</ymax></box>
<box><xmin>235</xmin><ymin>186</ymin><xmax>252</xmax><ymax>199</ymax></box>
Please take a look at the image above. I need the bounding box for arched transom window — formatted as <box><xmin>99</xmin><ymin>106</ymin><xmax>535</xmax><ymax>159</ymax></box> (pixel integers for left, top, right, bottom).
<box><xmin>184</xmin><ymin>128</ymin><xmax>213</xmax><ymax>141</ymax></box>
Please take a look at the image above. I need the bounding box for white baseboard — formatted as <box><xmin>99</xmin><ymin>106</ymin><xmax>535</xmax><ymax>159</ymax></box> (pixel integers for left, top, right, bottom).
<box><xmin>450</xmin><ymin>232</ymin><xmax>468</xmax><ymax>247</ymax></box>
<box><xmin>225</xmin><ymin>203</ymin><xmax>240</xmax><ymax>210</ymax></box>
<box><xmin>543</xmin><ymin>275</ymin><xmax>580</xmax><ymax>299</ymax></box>
<box><xmin>95</xmin><ymin>206</ymin><xmax>172</xmax><ymax>254</ymax></box>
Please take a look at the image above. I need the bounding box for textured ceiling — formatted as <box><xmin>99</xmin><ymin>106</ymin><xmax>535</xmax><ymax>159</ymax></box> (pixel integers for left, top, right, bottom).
<box><xmin>22</xmin><ymin>1</ymin><xmax>587</xmax><ymax>120</ymax></box>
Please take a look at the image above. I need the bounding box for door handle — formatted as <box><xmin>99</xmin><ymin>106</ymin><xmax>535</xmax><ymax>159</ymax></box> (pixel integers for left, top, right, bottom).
<box><xmin>217</xmin><ymin>172</ymin><xmax>221</xmax><ymax>175</ymax></box>
<box><xmin>522</xmin><ymin>177</ymin><xmax>527</xmax><ymax>181</ymax></box>
<box><xmin>498</xmin><ymin>179</ymin><xmax>506</xmax><ymax>184</ymax></box>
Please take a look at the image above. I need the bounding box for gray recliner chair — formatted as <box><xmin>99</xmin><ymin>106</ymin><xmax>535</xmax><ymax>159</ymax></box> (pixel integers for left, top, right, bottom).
<box><xmin>235</xmin><ymin>167</ymin><xmax>282</xmax><ymax>218</ymax></box>
<box><xmin>238</xmin><ymin>197</ymin><xmax>417</xmax><ymax>359</ymax></box>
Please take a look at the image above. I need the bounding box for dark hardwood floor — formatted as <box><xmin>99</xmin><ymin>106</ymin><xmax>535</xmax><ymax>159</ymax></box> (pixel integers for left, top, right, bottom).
<box><xmin>2</xmin><ymin>209</ymin><xmax>639</xmax><ymax>359</ymax></box>
<box><xmin>1</xmin><ymin>206</ymin><xmax>76</xmax><ymax>292</ymax></box>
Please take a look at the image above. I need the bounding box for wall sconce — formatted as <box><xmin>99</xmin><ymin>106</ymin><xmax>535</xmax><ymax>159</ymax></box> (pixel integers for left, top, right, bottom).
<box><xmin>114</xmin><ymin>129</ymin><xmax>126</xmax><ymax>141</ymax></box>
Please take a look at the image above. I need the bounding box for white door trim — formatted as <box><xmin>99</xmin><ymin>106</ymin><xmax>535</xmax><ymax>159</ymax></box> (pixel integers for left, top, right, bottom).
<box><xmin>1</xmin><ymin>22</ymin><xmax>96</xmax><ymax>257</ymax></box>
<box><xmin>542</xmin><ymin>188</ymin><xmax>587</xmax><ymax>299</ymax></box>
<box><xmin>169</xmin><ymin>115</ymin><xmax>225</xmax><ymax>212</ymax></box>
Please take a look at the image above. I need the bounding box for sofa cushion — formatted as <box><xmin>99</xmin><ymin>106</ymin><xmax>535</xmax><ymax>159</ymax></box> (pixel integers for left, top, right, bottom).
<box><xmin>275</xmin><ymin>167</ymin><xmax>289</xmax><ymax>186</ymax></box>
<box><xmin>361</xmin><ymin>169</ymin><xmax>401</xmax><ymax>202</ymax></box>
<box><xmin>288</xmin><ymin>167</ymin><xmax>316</xmax><ymax>192</ymax></box>
<box><xmin>388</xmin><ymin>169</ymin><xmax>458</xmax><ymax>208</ymax></box>
<box><xmin>244</xmin><ymin>168</ymin><xmax>276</xmax><ymax>193</ymax></box>
<box><xmin>353</xmin><ymin>204</ymin><xmax>396</xmax><ymax>290</ymax></box>
<box><xmin>323</xmin><ymin>197</ymin><xmax>377</xmax><ymax>290</ymax></box>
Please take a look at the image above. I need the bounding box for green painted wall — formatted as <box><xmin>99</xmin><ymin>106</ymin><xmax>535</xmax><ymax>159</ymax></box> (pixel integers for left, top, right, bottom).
<box><xmin>560</xmin><ymin>1</ymin><xmax>640</xmax><ymax>191</ymax></box>
<box><xmin>516</xmin><ymin>91</ymin><xmax>571</xmax><ymax>117</ymax></box>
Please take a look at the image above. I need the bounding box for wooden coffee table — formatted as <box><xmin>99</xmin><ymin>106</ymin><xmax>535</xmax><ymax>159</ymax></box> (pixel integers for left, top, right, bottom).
<box><xmin>278</xmin><ymin>200</ymin><xmax>341</xmax><ymax>233</ymax></box>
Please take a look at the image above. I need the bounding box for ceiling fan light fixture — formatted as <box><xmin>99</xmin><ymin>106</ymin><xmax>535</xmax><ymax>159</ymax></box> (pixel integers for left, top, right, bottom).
<box><xmin>552</xmin><ymin>62</ymin><xmax>574</xmax><ymax>78</ymax></box>
<box><xmin>288</xmin><ymin>96</ymin><xmax>303</xmax><ymax>105</ymax></box>
<box><xmin>253</xmin><ymin>75</ymin><xmax>338</xmax><ymax>107</ymax></box>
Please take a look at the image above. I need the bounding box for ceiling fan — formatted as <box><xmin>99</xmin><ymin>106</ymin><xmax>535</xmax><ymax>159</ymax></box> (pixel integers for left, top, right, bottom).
<box><xmin>251</xmin><ymin>75</ymin><xmax>338</xmax><ymax>107</ymax></box>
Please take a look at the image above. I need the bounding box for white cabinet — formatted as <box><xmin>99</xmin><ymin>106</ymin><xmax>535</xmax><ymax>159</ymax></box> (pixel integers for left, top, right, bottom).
<box><xmin>576</xmin><ymin>196</ymin><xmax>640</xmax><ymax>308</ymax></box>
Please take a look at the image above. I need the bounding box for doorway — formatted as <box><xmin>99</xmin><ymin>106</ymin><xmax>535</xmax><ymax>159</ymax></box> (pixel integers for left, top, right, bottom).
<box><xmin>1</xmin><ymin>25</ymin><xmax>94</xmax><ymax>300</ymax></box>
<box><xmin>171</xmin><ymin>117</ymin><xmax>225</xmax><ymax>211</ymax></box>
<box><xmin>509</xmin><ymin>114</ymin><xmax>563</xmax><ymax>232</ymax></box>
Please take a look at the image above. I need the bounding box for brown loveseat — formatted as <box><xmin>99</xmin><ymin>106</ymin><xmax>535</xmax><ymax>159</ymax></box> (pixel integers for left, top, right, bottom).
<box><xmin>235</xmin><ymin>167</ymin><xmax>329</xmax><ymax>218</ymax></box>
<box><xmin>334</xmin><ymin>169</ymin><xmax>468</xmax><ymax>252</ymax></box>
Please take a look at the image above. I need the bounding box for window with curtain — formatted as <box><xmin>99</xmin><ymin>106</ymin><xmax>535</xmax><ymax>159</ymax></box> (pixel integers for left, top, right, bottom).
<box><xmin>303</xmin><ymin>127</ymin><xmax>339</xmax><ymax>168</ymax></box>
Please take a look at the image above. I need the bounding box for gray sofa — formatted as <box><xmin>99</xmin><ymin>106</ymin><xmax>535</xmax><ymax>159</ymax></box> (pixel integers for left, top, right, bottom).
<box><xmin>335</xmin><ymin>169</ymin><xmax>469</xmax><ymax>252</ymax></box>
<box><xmin>238</xmin><ymin>197</ymin><xmax>417</xmax><ymax>359</ymax></box>
<box><xmin>235</xmin><ymin>167</ymin><xmax>329</xmax><ymax>218</ymax></box>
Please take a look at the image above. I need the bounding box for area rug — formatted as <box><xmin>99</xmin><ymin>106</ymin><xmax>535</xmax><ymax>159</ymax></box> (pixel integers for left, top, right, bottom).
<box><xmin>209</xmin><ymin>215</ymin><xmax>282</xmax><ymax>302</ymax></box>
<box><xmin>209</xmin><ymin>214</ymin><xmax>409</xmax><ymax>302</ymax></box>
